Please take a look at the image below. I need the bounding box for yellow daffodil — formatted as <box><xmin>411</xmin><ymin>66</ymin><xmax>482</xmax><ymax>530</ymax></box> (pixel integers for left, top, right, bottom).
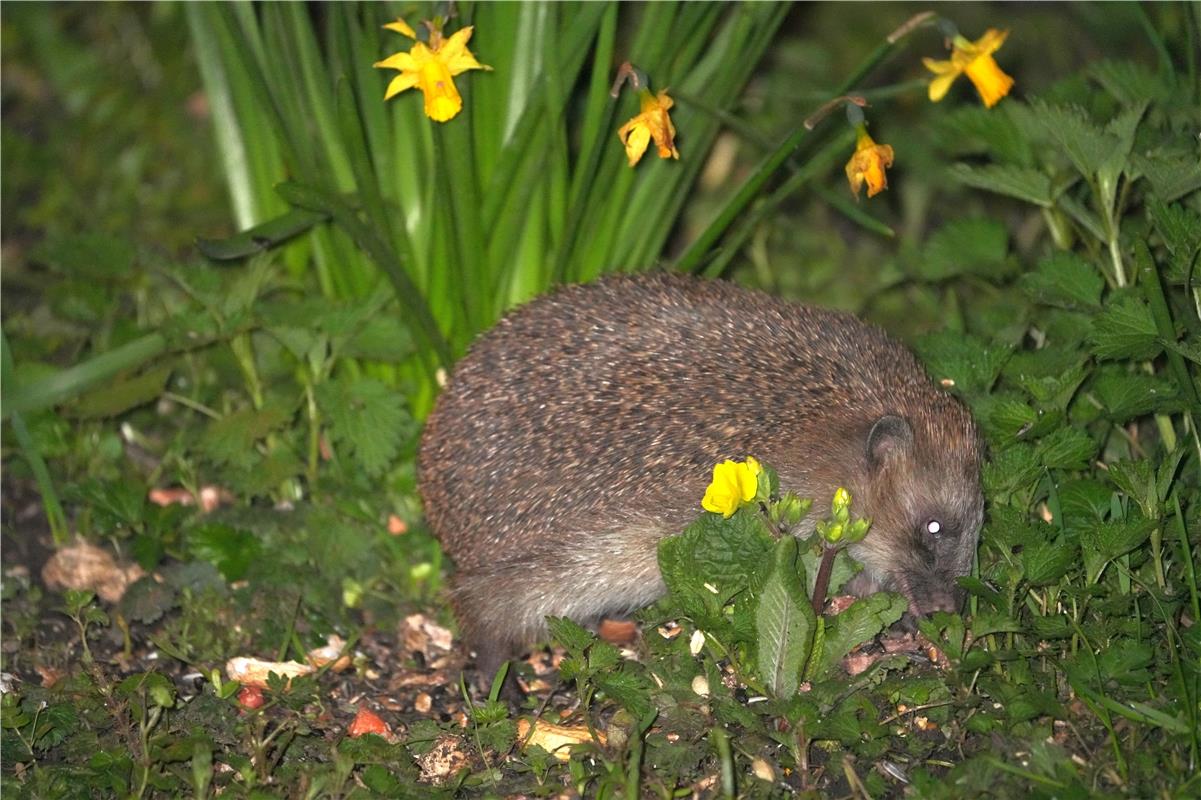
<box><xmin>702</xmin><ymin>456</ymin><xmax>762</xmax><ymax>518</ymax></box>
<box><xmin>617</xmin><ymin>89</ymin><xmax>679</xmax><ymax>167</ymax></box>
<box><xmin>844</xmin><ymin>126</ymin><xmax>894</xmax><ymax>199</ymax></box>
<box><xmin>373</xmin><ymin>19</ymin><xmax>491</xmax><ymax>122</ymax></box>
<box><xmin>922</xmin><ymin>29</ymin><xmax>1014</xmax><ymax>108</ymax></box>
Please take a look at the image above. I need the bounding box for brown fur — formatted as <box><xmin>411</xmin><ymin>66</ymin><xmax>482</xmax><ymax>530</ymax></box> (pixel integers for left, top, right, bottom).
<box><xmin>418</xmin><ymin>273</ymin><xmax>983</xmax><ymax>676</ymax></box>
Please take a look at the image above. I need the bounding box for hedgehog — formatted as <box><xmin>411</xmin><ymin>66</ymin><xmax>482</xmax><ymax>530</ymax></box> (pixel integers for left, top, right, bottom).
<box><xmin>418</xmin><ymin>272</ymin><xmax>983</xmax><ymax>680</ymax></box>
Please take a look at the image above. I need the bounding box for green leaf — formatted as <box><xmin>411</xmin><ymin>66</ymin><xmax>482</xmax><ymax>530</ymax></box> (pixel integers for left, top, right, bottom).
<box><xmin>200</xmin><ymin>402</ymin><xmax>293</xmax><ymax>470</ymax></box>
<box><xmin>815</xmin><ymin>592</ymin><xmax>906</xmax><ymax>681</ymax></box>
<box><xmin>341</xmin><ymin>316</ymin><xmax>414</xmax><ymax>363</ymax></box>
<box><xmin>1091</xmin><ymin>367</ymin><xmax>1180</xmax><ymax>421</ymax></box>
<box><xmin>187</xmin><ymin>523</ymin><xmax>262</xmax><ymax>582</ymax></box>
<box><xmin>1057</xmin><ymin>479</ymin><xmax>1113</xmax><ymax>522</ymax></box>
<box><xmin>1030</xmin><ymin>99</ymin><xmax>1116</xmax><ymax>177</ymax></box>
<box><xmin>920</xmin><ymin>219</ymin><xmax>1011</xmax><ymax>281</ymax></box>
<box><xmin>754</xmin><ymin>536</ymin><xmax>814</xmax><ymax>698</ymax></box>
<box><xmin>1089</xmin><ymin>294</ymin><xmax>1162</xmax><ymax>360</ymax></box>
<box><xmin>70</xmin><ymin>366</ymin><xmax>171</xmax><ymax>419</ymax></box>
<box><xmin>983</xmin><ymin>444</ymin><xmax>1041</xmax><ymax>499</ymax></box>
<box><xmin>1088</xmin><ymin>60</ymin><xmax>1172</xmax><ymax>107</ymax></box>
<box><xmin>69</xmin><ymin>478</ymin><xmax>147</xmax><ymax>531</ymax></box>
<box><xmin>949</xmin><ymin>163</ymin><xmax>1052</xmax><ymax>207</ymax></box>
<box><xmin>34</xmin><ymin>231</ymin><xmax>136</xmax><ymax>280</ymax></box>
<box><xmin>317</xmin><ymin>376</ymin><xmax>413</xmax><ymax>478</ymax></box>
<box><xmin>546</xmin><ymin>616</ymin><xmax>598</xmax><ymax>657</ymax></box>
<box><xmin>1019</xmin><ymin>252</ymin><xmax>1104</xmax><ymax>310</ymax></box>
<box><xmin>658</xmin><ymin>507</ymin><xmax>775</xmax><ymax>612</ymax></box>
<box><xmin>1077</xmin><ymin>519</ymin><xmax>1156</xmax><ymax>582</ymax></box>
<box><xmin>1149</xmin><ymin>200</ymin><xmax>1201</xmax><ymax>283</ymax></box>
<box><xmin>915</xmin><ymin>332</ymin><xmax>1011</xmax><ymax>395</ymax></box>
<box><xmin>196</xmin><ymin>208</ymin><xmax>329</xmax><ymax>260</ymax></box>
<box><xmin>1035</xmin><ymin>427</ymin><xmax>1096</xmax><ymax>470</ymax></box>
<box><xmin>1134</xmin><ymin>154</ymin><xmax>1201</xmax><ymax>204</ymax></box>
<box><xmin>934</xmin><ymin>104</ymin><xmax>1032</xmax><ymax>165</ymax></box>
<box><xmin>1021</xmin><ymin>539</ymin><xmax>1077</xmax><ymax>586</ymax></box>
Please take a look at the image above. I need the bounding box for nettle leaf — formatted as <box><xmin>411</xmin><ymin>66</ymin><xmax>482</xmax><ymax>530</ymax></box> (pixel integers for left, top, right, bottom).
<box><xmin>341</xmin><ymin>316</ymin><xmax>414</xmax><ymax>362</ymax></box>
<box><xmin>1019</xmin><ymin>252</ymin><xmax>1103</xmax><ymax>310</ymax></box>
<box><xmin>754</xmin><ymin>537</ymin><xmax>814</xmax><ymax>698</ymax></box>
<box><xmin>317</xmin><ymin>376</ymin><xmax>413</xmax><ymax>477</ymax></box>
<box><xmin>920</xmin><ymin>219</ymin><xmax>1011</xmax><ymax>281</ymax></box>
<box><xmin>1057</xmin><ymin>479</ymin><xmax>1113</xmax><ymax>523</ymax></box>
<box><xmin>1091</xmin><ymin>367</ymin><xmax>1180</xmax><ymax>421</ymax></box>
<box><xmin>983</xmin><ymin>444</ymin><xmax>1041</xmax><ymax>499</ymax></box>
<box><xmin>1030</xmin><ymin>98</ymin><xmax>1117</xmax><ymax>177</ymax></box>
<box><xmin>979</xmin><ymin>395</ymin><xmax>1060</xmax><ymax>443</ymax></box>
<box><xmin>1106</xmin><ymin>459</ymin><xmax>1157</xmax><ymax>516</ymax></box>
<box><xmin>815</xmin><ymin>592</ymin><xmax>906</xmax><ymax>681</ymax></box>
<box><xmin>1095</xmin><ymin>640</ymin><xmax>1153</xmax><ymax>686</ymax></box>
<box><xmin>69</xmin><ymin>478</ymin><xmax>147</xmax><ymax>531</ymax></box>
<box><xmin>934</xmin><ymin>104</ymin><xmax>1033</xmax><ymax>164</ymax></box>
<box><xmin>1076</xmin><ymin>518</ymin><xmax>1156</xmax><ymax>582</ymax></box>
<box><xmin>1088</xmin><ymin>60</ymin><xmax>1172</xmax><ymax>106</ymax></box>
<box><xmin>187</xmin><ymin>523</ymin><xmax>262</xmax><ymax>582</ymax></box>
<box><xmin>1088</xmin><ymin>294</ymin><xmax>1162</xmax><ymax>360</ymax></box>
<box><xmin>598</xmin><ymin>670</ymin><xmax>653</xmax><ymax>719</ymax></box>
<box><xmin>1150</xmin><ymin>201</ymin><xmax>1201</xmax><ymax>284</ymax></box>
<box><xmin>1035</xmin><ymin>428</ymin><xmax>1096</xmax><ymax>471</ymax></box>
<box><xmin>1021</xmin><ymin>538</ymin><xmax>1078</xmax><ymax>586</ymax></box>
<box><xmin>1013</xmin><ymin>360</ymin><xmax>1089</xmax><ymax>411</ymax></box>
<box><xmin>915</xmin><ymin>332</ymin><xmax>1011</xmax><ymax>396</ymax></box>
<box><xmin>201</xmin><ymin>402</ymin><xmax>294</xmax><ymax>470</ymax></box>
<box><xmin>950</xmin><ymin>163</ymin><xmax>1052</xmax><ymax>207</ymax></box>
<box><xmin>1136</xmin><ymin>155</ymin><xmax>1201</xmax><ymax>205</ymax></box>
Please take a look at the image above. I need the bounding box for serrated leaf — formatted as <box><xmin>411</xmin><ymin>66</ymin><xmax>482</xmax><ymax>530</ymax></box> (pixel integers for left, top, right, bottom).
<box><xmin>1105</xmin><ymin>459</ymin><xmax>1157</xmax><ymax>517</ymax></box>
<box><xmin>1019</xmin><ymin>252</ymin><xmax>1103</xmax><ymax>310</ymax></box>
<box><xmin>1088</xmin><ymin>294</ymin><xmax>1161</xmax><ymax>360</ymax></box>
<box><xmin>1088</xmin><ymin>60</ymin><xmax>1172</xmax><ymax>106</ymax></box>
<box><xmin>69</xmin><ymin>478</ymin><xmax>147</xmax><ymax>530</ymax></box>
<box><xmin>1076</xmin><ymin>519</ymin><xmax>1156</xmax><ymax>582</ymax></box>
<box><xmin>920</xmin><ymin>219</ymin><xmax>1011</xmax><ymax>281</ymax></box>
<box><xmin>1035</xmin><ymin>428</ymin><xmax>1096</xmax><ymax>470</ymax></box>
<box><xmin>950</xmin><ymin>163</ymin><xmax>1052</xmax><ymax>207</ymax></box>
<box><xmin>201</xmin><ymin>403</ymin><xmax>293</xmax><ymax>470</ymax></box>
<box><xmin>968</xmin><ymin>611</ymin><xmax>1023</xmax><ymax>638</ymax></box>
<box><xmin>317</xmin><ymin>377</ymin><xmax>412</xmax><ymax>477</ymax></box>
<box><xmin>915</xmin><ymin>332</ymin><xmax>1011</xmax><ymax>395</ymax></box>
<box><xmin>187</xmin><ymin>523</ymin><xmax>262</xmax><ymax>582</ymax></box>
<box><xmin>815</xmin><ymin>592</ymin><xmax>906</xmax><ymax>681</ymax></box>
<box><xmin>658</xmin><ymin>507</ymin><xmax>775</xmax><ymax>603</ymax></box>
<box><xmin>934</xmin><ymin>105</ymin><xmax>1033</xmax><ymax>165</ymax></box>
<box><xmin>1091</xmin><ymin>367</ymin><xmax>1180</xmax><ymax>421</ymax></box>
<box><xmin>597</xmin><ymin>670</ymin><xmax>654</xmax><ymax>719</ymax></box>
<box><xmin>1149</xmin><ymin>201</ymin><xmax>1201</xmax><ymax>284</ymax></box>
<box><xmin>342</xmin><ymin>316</ymin><xmax>414</xmax><ymax>362</ymax></box>
<box><xmin>1021</xmin><ymin>539</ymin><xmax>1078</xmax><ymax>586</ymax></box>
<box><xmin>1134</xmin><ymin>154</ymin><xmax>1201</xmax><ymax>205</ymax></box>
<box><xmin>1030</xmin><ymin>99</ymin><xmax>1117</xmax><ymax>177</ymax></box>
<box><xmin>546</xmin><ymin>617</ymin><xmax>596</xmax><ymax>656</ymax></box>
<box><xmin>983</xmin><ymin>444</ymin><xmax>1041</xmax><ymax>499</ymax></box>
<box><xmin>754</xmin><ymin>537</ymin><xmax>814</xmax><ymax>698</ymax></box>
<box><xmin>118</xmin><ymin>576</ymin><xmax>177</xmax><ymax>625</ymax></box>
<box><xmin>1057</xmin><ymin>479</ymin><xmax>1113</xmax><ymax>522</ymax></box>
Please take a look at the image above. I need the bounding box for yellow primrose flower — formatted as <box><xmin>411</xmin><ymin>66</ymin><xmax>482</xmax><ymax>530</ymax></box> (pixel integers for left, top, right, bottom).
<box><xmin>373</xmin><ymin>19</ymin><xmax>491</xmax><ymax>122</ymax></box>
<box><xmin>701</xmin><ymin>456</ymin><xmax>762</xmax><ymax>518</ymax></box>
<box><xmin>844</xmin><ymin>126</ymin><xmax>894</xmax><ymax>199</ymax></box>
<box><xmin>922</xmin><ymin>29</ymin><xmax>1014</xmax><ymax>108</ymax></box>
<box><xmin>617</xmin><ymin>89</ymin><xmax>679</xmax><ymax>167</ymax></box>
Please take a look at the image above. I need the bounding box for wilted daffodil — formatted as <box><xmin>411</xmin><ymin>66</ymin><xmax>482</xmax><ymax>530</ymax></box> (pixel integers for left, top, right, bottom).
<box><xmin>844</xmin><ymin>125</ymin><xmax>894</xmax><ymax>199</ymax></box>
<box><xmin>702</xmin><ymin>456</ymin><xmax>762</xmax><ymax>518</ymax></box>
<box><xmin>373</xmin><ymin>18</ymin><xmax>491</xmax><ymax>122</ymax></box>
<box><xmin>617</xmin><ymin>89</ymin><xmax>679</xmax><ymax>167</ymax></box>
<box><xmin>923</xmin><ymin>28</ymin><xmax>1014</xmax><ymax>108</ymax></box>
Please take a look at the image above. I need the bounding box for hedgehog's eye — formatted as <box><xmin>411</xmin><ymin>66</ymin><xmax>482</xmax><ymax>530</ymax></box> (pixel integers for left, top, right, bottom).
<box><xmin>924</xmin><ymin>519</ymin><xmax>942</xmax><ymax>536</ymax></box>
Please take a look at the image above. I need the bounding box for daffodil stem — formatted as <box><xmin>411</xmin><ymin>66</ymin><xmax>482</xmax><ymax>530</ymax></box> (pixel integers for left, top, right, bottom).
<box><xmin>676</xmin><ymin>18</ymin><xmax>924</xmax><ymax>274</ymax></box>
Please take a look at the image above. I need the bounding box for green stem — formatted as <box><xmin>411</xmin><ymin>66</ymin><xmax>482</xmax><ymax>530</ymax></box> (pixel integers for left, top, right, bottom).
<box><xmin>674</xmin><ymin>11</ymin><xmax>932</xmax><ymax>273</ymax></box>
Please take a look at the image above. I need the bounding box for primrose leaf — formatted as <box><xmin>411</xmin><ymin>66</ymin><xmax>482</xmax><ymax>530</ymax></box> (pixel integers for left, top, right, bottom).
<box><xmin>317</xmin><ymin>377</ymin><xmax>413</xmax><ymax>477</ymax></box>
<box><xmin>1089</xmin><ymin>294</ymin><xmax>1162</xmax><ymax>360</ymax></box>
<box><xmin>1019</xmin><ymin>252</ymin><xmax>1103</xmax><ymax>311</ymax></box>
<box><xmin>815</xmin><ymin>592</ymin><xmax>907</xmax><ymax>681</ymax></box>
<box><xmin>754</xmin><ymin>536</ymin><xmax>814</xmax><ymax>698</ymax></box>
<box><xmin>658</xmin><ymin>507</ymin><xmax>775</xmax><ymax>614</ymax></box>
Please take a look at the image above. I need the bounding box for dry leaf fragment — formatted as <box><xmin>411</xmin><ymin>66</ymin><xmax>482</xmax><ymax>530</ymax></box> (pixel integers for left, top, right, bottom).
<box><xmin>225</xmin><ymin>656</ymin><xmax>315</xmax><ymax>688</ymax></box>
<box><xmin>415</xmin><ymin>734</ymin><xmax>469</xmax><ymax>783</ymax></box>
<box><xmin>306</xmin><ymin>634</ymin><xmax>352</xmax><ymax>671</ymax></box>
<box><xmin>41</xmin><ymin>539</ymin><xmax>145</xmax><ymax>603</ymax></box>
<box><xmin>517</xmin><ymin>718</ymin><xmax>604</xmax><ymax>761</ymax></box>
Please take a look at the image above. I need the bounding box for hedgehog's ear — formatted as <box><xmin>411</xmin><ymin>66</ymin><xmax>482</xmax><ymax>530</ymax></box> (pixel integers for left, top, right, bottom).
<box><xmin>866</xmin><ymin>414</ymin><xmax>913</xmax><ymax>470</ymax></box>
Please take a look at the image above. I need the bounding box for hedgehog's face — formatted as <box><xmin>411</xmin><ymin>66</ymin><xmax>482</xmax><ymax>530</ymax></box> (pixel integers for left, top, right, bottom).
<box><xmin>845</xmin><ymin>412</ymin><xmax>984</xmax><ymax>618</ymax></box>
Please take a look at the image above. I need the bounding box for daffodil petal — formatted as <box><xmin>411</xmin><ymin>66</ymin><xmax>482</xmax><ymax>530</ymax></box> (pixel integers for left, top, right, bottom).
<box><xmin>384</xmin><ymin>19</ymin><xmax>416</xmax><ymax>39</ymax></box>
<box><xmin>383</xmin><ymin>72</ymin><xmax>418</xmax><ymax>100</ymax></box>
<box><xmin>927</xmin><ymin>71</ymin><xmax>959</xmax><ymax>103</ymax></box>
<box><xmin>975</xmin><ymin>28</ymin><xmax>1009</xmax><ymax>56</ymax></box>
<box><xmin>921</xmin><ymin>56</ymin><xmax>958</xmax><ymax>76</ymax></box>
<box><xmin>374</xmin><ymin>51</ymin><xmax>417</xmax><ymax>71</ymax></box>
<box><xmin>621</xmin><ymin>125</ymin><xmax>651</xmax><ymax>167</ymax></box>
